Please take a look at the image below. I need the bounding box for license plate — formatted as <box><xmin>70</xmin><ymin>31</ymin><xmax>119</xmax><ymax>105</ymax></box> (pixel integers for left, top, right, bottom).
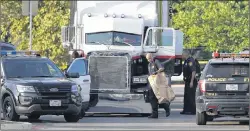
<box><xmin>49</xmin><ymin>100</ymin><xmax>61</xmax><ymax>106</ymax></box>
<box><xmin>133</xmin><ymin>77</ymin><xmax>147</xmax><ymax>83</ymax></box>
<box><xmin>226</xmin><ymin>84</ymin><xmax>238</xmax><ymax>91</ymax></box>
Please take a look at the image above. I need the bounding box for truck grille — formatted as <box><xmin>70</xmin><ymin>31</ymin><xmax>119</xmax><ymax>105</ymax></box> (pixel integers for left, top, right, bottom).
<box><xmin>35</xmin><ymin>85</ymin><xmax>71</xmax><ymax>93</ymax></box>
<box><xmin>89</xmin><ymin>55</ymin><xmax>130</xmax><ymax>91</ymax></box>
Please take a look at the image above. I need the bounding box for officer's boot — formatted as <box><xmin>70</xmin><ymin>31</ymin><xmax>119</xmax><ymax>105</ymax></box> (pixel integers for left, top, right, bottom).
<box><xmin>163</xmin><ymin>103</ymin><xmax>170</xmax><ymax>117</ymax></box>
<box><xmin>148</xmin><ymin>102</ymin><xmax>158</xmax><ymax>118</ymax></box>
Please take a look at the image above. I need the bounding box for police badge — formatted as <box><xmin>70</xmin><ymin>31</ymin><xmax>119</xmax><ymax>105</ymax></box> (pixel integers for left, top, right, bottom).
<box><xmin>188</xmin><ymin>62</ymin><xmax>193</xmax><ymax>66</ymax></box>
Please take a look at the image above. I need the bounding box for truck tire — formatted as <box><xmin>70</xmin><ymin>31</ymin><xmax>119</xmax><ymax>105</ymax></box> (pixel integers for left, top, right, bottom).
<box><xmin>196</xmin><ymin>111</ymin><xmax>207</xmax><ymax>125</ymax></box>
<box><xmin>2</xmin><ymin>96</ymin><xmax>20</xmax><ymax>121</ymax></box>
<box><xmin>64</xmin><ymin>114</ymin><xmax>80</xmax><ymax>122</ymax></box>
<box><xmin>28</xmin><ymin>114</ymin><xmax>40</xmax><ymax>120</ymax></box>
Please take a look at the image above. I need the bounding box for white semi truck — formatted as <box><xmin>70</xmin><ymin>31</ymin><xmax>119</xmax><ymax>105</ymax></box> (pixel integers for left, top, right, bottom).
<box><xmin>62</xmin><ymin>1</ymin><xmax>184</xmax><ymax>115</ymax></box>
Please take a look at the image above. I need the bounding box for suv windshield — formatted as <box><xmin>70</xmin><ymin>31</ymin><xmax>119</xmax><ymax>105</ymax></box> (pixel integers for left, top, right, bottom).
<box><xmin>205</xmin><ymin>63</ymin><xmax>249</xmax><ymax>78</ymax></box>
<box><xmin>3</xmin><ymin>58</ymin><xmax>64</xmax><ymax>78</ymax></box>
<box><xmin>85</xmin><ymin>31</ymin><xmax>141</xmax><ymax>46</ymax></box>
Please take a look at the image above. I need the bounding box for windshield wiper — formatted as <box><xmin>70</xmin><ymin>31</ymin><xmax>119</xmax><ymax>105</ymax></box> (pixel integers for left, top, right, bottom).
<box><xmin>32</xmin><ymin>75</ymin><xmax>53</xmax><ymax>77</ymax></box>
<box><xmin>114</xmin><ymin>41</ymin><xmax>133</xmax><ymax>46</ymax></box>
<box><xmin>88</xmin><ymin>42</ymin><xmax>108</xmax><ymax>45</ymax></box>
<box><xmin>8</xmin><ymin>76</ymin><xmax>23</xmax><ymax>78</ymax></box>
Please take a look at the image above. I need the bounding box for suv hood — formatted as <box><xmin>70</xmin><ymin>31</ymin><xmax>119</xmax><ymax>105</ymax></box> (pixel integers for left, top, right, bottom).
<box><xmin>7</xmin><ymin>77</ymin><xmax>75</xmax><ymax>86</ymax></box>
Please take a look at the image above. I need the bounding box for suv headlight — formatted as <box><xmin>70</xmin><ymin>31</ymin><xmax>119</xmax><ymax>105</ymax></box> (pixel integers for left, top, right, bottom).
<box><xmin>71</xmin><ymin>85</ymin><xmax>80</xmax><ymax>93</ymax></box>
<box><xmin>16</xmin><ymin>85</ymin><xmax>35</xmax><ymax>93</ymax></box>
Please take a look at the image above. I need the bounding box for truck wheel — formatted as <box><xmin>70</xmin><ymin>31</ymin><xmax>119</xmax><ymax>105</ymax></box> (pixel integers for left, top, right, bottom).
<box><xmin>28</xmin><ymin>114</ymin><xmax>40</xmax><ymax>120</ymax></box>
<box><xmin>196</xmin><ymin>111</ymin><xmax>207</xmax><ymax>125</ymax></box>
<box><xmin>64</xmin><ymin>114</ymin><xmax>80</xmax><ymax>122</ymax></box>
<box><xmin>2</xmin><ymin>96</ymin><xmax>20</xmax><ymax>121</ymax></box>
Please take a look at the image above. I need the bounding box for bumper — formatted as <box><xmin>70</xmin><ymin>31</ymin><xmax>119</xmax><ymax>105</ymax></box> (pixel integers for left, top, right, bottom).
<box><xmin>196</xmin><ymin>98</ymin><xmax>249</xmax><ymax>116</ymax></box>
<box><xmin>15</xmin><ymin>104</ymin><xmax>81</xmax><ymax>115</ymax></box>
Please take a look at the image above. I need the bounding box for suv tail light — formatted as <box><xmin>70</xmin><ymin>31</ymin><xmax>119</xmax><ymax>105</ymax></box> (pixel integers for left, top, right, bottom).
<box><xmin>198</xmin><ymin>80</ymin><xmax>206</xmax><ymax>92</ymax></box>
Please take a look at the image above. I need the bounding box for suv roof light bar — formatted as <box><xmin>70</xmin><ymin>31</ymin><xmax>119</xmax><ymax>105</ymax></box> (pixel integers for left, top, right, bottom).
<box><xmin>212</xmin><ymin>52</ymin><xmax>249</xmax><ymax>58</ymax></box>
<box><xmin>0</xmin><ymin>50</ymin><xmax>41</xmax><ymax>57</ymax></box>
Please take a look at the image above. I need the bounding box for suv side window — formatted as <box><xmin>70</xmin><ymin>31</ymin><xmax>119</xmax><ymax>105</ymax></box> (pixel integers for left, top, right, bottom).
<box><xmin>67</xmin><ymin>59</ymin><xmax>87</xmax><ymax>76</ymax></box>
<box><xmin>200</xmin><ymin>63</ymin><xmax>209</xmax><ymax>80</ymax></box>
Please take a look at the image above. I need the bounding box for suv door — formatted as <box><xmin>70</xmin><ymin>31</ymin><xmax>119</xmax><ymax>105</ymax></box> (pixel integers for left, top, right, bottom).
<box><xmin>67</xmin><ymin>58</ymin><xmax>91</xmax><ymax>106</ymax></box>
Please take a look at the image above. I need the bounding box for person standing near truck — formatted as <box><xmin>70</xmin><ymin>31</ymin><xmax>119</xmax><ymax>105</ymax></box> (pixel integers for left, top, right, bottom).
<box><xmin>146</xmin><ymin>53</ymin><xmax>170</xmax><ymax>118</ymax></box>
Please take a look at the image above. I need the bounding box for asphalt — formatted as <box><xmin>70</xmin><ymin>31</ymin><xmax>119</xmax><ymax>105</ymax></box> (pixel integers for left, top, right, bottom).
<box><xmin>1</xmin><ymin>85</ymin><xmax>249</xmax><ymax>130</ymax></box>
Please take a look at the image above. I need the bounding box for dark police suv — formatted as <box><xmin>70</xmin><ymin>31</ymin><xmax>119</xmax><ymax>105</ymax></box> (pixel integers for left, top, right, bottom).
<box><xmin>196</xmin><ymin>52</ymin><xmax>249</xmax><ymax>125</ymax></box>
<box><xmin>0</xmin><ymin>51</ymin><xmax>82</xmax><ymax>122</ymax></box>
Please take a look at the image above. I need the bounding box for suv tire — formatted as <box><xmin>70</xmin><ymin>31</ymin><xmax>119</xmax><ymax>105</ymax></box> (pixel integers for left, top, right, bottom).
<box><xmin>2</xmin><ymin>96</ymin><xmax>20</xmax><ymax>121</ymax></box>
<box><xmin>28</xmin><ymin>114</ymin><xmax>40</xmax><ymax>120</ymax></box>
<box><xmin>64</xmin><ymin>114</ymin><xmax>80</xmax><ymax>122</ymax></box>
<box><xmin>196</xmin><ymin>111</ymin><xmax>207</xmax><ymax>125</ymax></box>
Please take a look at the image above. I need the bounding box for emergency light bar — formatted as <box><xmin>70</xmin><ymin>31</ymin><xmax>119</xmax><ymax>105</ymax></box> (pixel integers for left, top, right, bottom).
<box><xmin>0</xmin><ymin>50</ymin><xmax>41</xmax><ymax>57</ymax></box>
<box><xmin>213</xmin><ymin>52</ymin><xmax>249</xmax><ymax>58</ymax></box>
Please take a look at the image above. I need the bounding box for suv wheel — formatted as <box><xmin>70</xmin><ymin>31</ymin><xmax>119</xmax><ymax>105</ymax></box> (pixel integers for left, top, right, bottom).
<box><xmin>196</xmin><ymin>111</ymin><xmax>207</xmax><ymax>125</ymax></box>
<box><xmin>64</xmin><ymin>114</ymin><xmax>80</xmax><ymax>122</ymax></box>
<box><xmin>2</xmin><ymin>96</ymin><xmax>20</xmax><ymax>121</ymax></box>
<box><xmin>28</xmin><ymin>114</ymin><xmax>40</xmax><ymax>120</ymax></box>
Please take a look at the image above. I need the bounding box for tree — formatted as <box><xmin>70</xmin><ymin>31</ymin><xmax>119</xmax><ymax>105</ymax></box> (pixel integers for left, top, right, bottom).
<box><xmin>0</xmin><ymin>0</ymin><xmax>22</xmax><ymax>43</ymax></box>
<box><xmin>3</xmin><ymin>1</ymin><xmax>71</xmax><ymax>69</ymax></box>
<box><xmin>172</xmin><ymin>1</ymin><xmax>248</xmax><ymax>52</ymax></box>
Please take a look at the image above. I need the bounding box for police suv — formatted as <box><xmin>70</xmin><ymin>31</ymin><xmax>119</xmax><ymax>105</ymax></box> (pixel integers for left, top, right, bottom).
<box><xmin>196</xmin><ymin>52</ymin><xmax>249</xmax><ymax>125</ymax></box>
<box><xmin>0</xmin><ymin>51</ymin><xmax>83</xmax><ymax>122</ymax></box>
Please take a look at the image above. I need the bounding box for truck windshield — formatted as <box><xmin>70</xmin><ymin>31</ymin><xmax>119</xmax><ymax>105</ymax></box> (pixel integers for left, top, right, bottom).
<box><xmin>205</xmin><ymin>63</ymin><xmax>249</xmax><ymax>78</ymax></box>
<box><xmin>3</xmin><ymin>58</ymin><xmax>65</xmax><ymax>78</ymax></box>
<box><xmin>85</xmin><ymin>31</ymin><xmax>141</xmax><ymax>46</ymax></box>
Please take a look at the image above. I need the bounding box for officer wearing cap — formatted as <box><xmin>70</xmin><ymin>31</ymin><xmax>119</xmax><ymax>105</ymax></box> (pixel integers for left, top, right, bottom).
<box><xmin>180</xmin><ymin>52</ymin><xmax>197</xmax><ymax>115</ymax></box>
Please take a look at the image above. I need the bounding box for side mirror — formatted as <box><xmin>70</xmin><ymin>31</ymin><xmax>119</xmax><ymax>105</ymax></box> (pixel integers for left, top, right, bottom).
<box><xmin>66</xmin><ymin>72</ymin><xmax>80</xmax><ymax>78</ymax></box>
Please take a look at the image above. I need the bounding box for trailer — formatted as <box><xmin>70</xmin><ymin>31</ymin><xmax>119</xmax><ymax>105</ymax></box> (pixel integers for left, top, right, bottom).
<box><xmin>61</xmin><ymin>1</ymin><xmax>184</xmax><ymax>115</ymax></box>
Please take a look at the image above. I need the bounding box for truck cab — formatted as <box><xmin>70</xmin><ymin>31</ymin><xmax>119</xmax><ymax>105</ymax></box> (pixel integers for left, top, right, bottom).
<box><xmin>62</xmin><ymin>1</ymin><xmax>184</xmax><ymax>84</ymax></box>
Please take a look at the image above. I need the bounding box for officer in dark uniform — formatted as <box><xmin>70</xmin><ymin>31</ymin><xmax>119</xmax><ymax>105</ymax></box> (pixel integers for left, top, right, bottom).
<box><xmin>180</xmin><ymin>53</ymin><xmax>197</xmax><ymax>115</ymax></box>
<box><xmin>146</xmin><ymin>53</ymin><xmax>170</xmax><ymax>119</ymax></box>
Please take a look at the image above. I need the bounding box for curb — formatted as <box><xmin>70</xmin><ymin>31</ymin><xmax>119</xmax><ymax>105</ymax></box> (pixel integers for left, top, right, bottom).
<box><xmin>1</xmin><ymin>121</ymin><xmax>32</xmax><ymax>130</ymax></box>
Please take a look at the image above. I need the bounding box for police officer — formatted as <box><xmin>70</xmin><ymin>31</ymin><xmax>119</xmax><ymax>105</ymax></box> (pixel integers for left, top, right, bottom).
<box><xmin>180</xmin><ymin>53</ymin><xmax>197</xmax><ymax>115</ymax></box>
<box><xmin>146</xmin><ymin>53</ymin><xmax>170</xmax><ymax>119</ymax></box>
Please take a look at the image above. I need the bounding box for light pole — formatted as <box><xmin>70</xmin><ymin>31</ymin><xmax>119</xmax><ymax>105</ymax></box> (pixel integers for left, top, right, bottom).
<box><xmin>29</xmin><ymin>0</ymin><xmax>32</xmax><ymax>51</ymax></box>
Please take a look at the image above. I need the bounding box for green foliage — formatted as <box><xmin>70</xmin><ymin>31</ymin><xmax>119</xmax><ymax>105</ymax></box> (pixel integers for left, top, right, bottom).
<box><xmin>1</xmin><ymin>1</ymin><xmax>71</xmax><ymax>69</ymax></box>
<box><xmin>172</xmin><ymin>1</ymin><xmax>248</xmax><ymax>53</ymax></box>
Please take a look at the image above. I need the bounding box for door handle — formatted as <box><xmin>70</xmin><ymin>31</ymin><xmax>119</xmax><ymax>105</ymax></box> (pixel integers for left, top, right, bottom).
<box><xmin>83</xmin><ymin>79</ymin><xmax>89</xmax><ymax>82</ymax></box>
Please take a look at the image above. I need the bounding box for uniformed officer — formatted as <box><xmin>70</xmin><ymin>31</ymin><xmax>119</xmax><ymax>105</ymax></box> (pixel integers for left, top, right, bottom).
<box><xmin>146</xmin><ymin>53</ymin><xmax>170</xmax><ymax>119</ymax></box>
<box><xmin>180</xmin><ymin>53</ymin><xmax>197</xmax><ymax>115</ymax></box>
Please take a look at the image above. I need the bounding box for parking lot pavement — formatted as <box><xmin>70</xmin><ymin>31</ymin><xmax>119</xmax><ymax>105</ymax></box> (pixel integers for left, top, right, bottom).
<box><xmin>1</xmin><ymin>120</ymin><xmax>32</xmax><ymax>130</ymax></box>
<box><xmin>1</xmin><ymin>85</ymin><xmax>249</xmax><ymax>130</ymax></box>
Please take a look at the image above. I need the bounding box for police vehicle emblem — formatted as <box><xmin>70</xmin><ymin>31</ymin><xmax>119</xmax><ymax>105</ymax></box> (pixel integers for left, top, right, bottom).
<box><xmin>50</xmin><ymin>88</ymin><xmax>59</xmax><ymax>92</ymax></box>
